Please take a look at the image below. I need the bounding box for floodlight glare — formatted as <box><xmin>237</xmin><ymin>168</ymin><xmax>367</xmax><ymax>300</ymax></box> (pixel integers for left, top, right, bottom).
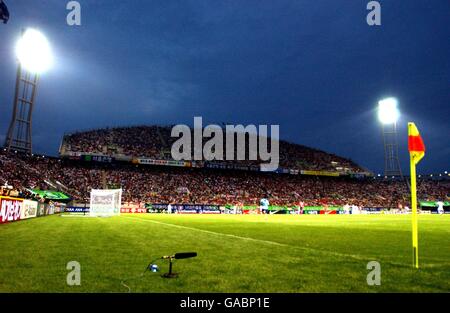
<box><xmin>378</xmin><ymin>97</ymin><xmax>399</xmax><ymax>124</ymax></box>
<box><xmin>15</xmin><ymin>28</ymin><xmax>52</xmax><ymax>74</ymax></box>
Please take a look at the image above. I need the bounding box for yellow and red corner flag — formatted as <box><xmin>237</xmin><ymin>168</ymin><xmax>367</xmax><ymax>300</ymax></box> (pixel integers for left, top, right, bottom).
<box><xmin>408</xmin><ymin>122</ymin><xmax>425</xmax><ymax>165</ymax></box>
<box><xmin>408</xmin><ymin>122</ymin><xmax>425</xmax><ymax>269</ymax></box>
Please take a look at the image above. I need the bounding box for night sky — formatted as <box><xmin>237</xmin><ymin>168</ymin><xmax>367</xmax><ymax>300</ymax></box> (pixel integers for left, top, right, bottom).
<box><xmin>0</xmin><ymin>0</ymin><xmax>449</xmax><ymax>174</ymax></box>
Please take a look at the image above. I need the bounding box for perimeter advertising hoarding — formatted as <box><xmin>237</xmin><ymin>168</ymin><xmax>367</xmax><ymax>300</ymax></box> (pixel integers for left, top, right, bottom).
<box><xmin>207</xmin><ymin>162</ymin><xmax>260</xmax><ymax>172</ymax></box>
<box><xmin>420</xmin><ymin>201</ymin><xmax>450</xmax><ymax>213</ymax></box>
<box><xmin>121</xmin><ymin>208</ymin><xmax>147</xmax><ymax>213</ymax></box>
<box><xmin>361</xmin><ymin>208</ymin><xmax>384</xmax><ymax>214</ymax></box>
<box><xmin>20</xmin><ymin>199</ymin><xmax>38</xmax><ymax>219</ymax></box>
<box><xmin>84</xmin><ymin>154</ymin><xmax>113</xmax><ymax>163</ymax></box>
<box><xmin>175</xmin><ymin>205</ymin><xmax>200</xmax><ymax>214</ymax></box>
<box><xmin>419</xmin><ymin>201</ymin><xmax>450</xmax><ymax>207</ymax></box>
<box><xmin>120</xmin><ymin>202</ymin><xmax>147</xmax><ymax>213</ymax></box>
<box><xmin>45</xmin><ymin>203</ymin><xmax>55</xmax><ymax>215</ymax></box>
<box><xmin>301</xmin><ymin>170</ymin><xmax>340</xmax><ymax>177</ymax></box>
<box><xmin>37</xmin><ymin>203</ymin><xmax>45</xmax><ymax>216</ymax></box>
<box><xmin>145</xmin><ymin>203</ymin><xmax>221</xmax><ymax>214</ymax></box>
<box><xmin>135</xmin><ymin>158</ymin><xmax>190</xmax><ymax>167</ymax></box>
<box><xmin>65</xmin><ymin>207</ymin><xmax>89</xmax><ymax>213</ymax></box>
<box><xmin>0</xmin><ymin>196</ymin><xmax>23</xmax><ymax>224</ymax></box>
<box><xmin>146</xmin><ymin>203</ymin><xmax>167</xmax><ymax>213</ymax></box>
<box><xmin>60</xmin><ymin>151</ymin><xmax>82</xmax><ymax>160</ymax></box>
<box><xmin>61</xmin><ymin>152</ymin><xmax>113</xmax><ymax>163</ymax></box>
<box><xmin>200</xmin><ymin>205</ymin><xmax>222</xmax><ymax>214</ymax></box>
<box><xmin>53</xmin><ymin>203</ymin><xmax>66</xmax><ymax>213</ymax></box>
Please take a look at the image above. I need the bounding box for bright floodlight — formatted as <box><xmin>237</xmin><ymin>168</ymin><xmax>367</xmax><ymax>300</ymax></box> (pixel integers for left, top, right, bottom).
<box><xmin>15</xmin><ymin>28</ymin><xmax>52</xmax><ymax>74</ymax></box>
<box><xmin>378</xmin><ymin>97</ymin><xmax>400</xmax><ymax>124</ymax></box>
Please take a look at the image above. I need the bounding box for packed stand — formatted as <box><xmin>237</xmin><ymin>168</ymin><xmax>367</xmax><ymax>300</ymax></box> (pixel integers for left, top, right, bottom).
<box><xmin>1</xmin><ymin>151</ymin><xmax>448</xmax><ymax>209</ymax></box>
<box><xmin>60</xmin><ymin>126</ymin><xmax>365</xmax><ymax>173</ymax></box>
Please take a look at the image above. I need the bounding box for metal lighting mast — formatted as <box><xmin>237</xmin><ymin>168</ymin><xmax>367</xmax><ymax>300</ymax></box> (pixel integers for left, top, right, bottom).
<box><xmin>4</xmin><ymin>61</ymin><xmax>38</xmax><ymax>153</ymax></box>
<box><xmin>4</xmin><ymin>28</ymin><xmax>52</xmax><ymax>154</ymax></box>
<box><xmin>378</xmin><ymin>97</ymin><xmax>402</xmax><ymax>177</ymax></box>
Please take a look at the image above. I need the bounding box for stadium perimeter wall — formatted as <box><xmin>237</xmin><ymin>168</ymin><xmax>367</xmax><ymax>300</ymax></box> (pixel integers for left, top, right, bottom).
<box><xmin>64</xmin><ymin>202</ymin><xmax>450</xmax><ymax>215</ymax></box>
<box><xmin>0</xmin><ymin>196</ymin><xmax>66</xmax><ymax>225</ymax></box>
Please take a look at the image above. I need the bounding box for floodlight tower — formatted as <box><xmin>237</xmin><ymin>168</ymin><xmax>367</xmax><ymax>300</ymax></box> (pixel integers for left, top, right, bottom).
<box><xmin>378</xmin><ymin>97</ymin><xmax>402</xmax><ymax>177</ymax></box>
<box><xmin>4</xmin><ymin>28</ymin><xmax>52</xmax><ymax>154</ymax></box>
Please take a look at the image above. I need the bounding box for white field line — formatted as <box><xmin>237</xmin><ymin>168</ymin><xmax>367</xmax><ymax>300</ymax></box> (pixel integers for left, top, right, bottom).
<box><xmin>122</xmin><ymin>216</ymin><xmax>412</xmax><ymax>267</ymax></box>
<box><xmin>122</xmin><ymin>216</ymin><xmax>288</xmax><ymax>247</ymax></box>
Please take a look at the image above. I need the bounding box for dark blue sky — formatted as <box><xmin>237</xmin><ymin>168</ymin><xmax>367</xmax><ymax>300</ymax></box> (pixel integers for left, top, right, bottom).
<box><xmin>0</xmin><ymin>0</ymin><xmax>449</xmax><ymax>174</ymax></box>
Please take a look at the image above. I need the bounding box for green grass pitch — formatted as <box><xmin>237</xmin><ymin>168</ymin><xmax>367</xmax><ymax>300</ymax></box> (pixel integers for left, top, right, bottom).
<box><xmin>0</xmin><ymin>214</ymin><xmax>449</xmax><ymax>292</ymax></box>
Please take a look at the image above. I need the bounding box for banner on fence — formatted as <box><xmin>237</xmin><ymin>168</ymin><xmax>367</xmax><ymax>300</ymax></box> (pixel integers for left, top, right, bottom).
<box><xmin>145</xmin><ymin>203</ymin><xmax>221</xmax><ymax>214</ymax></box>
<box><xmin>121</xmin><ymin>208</ymin><xmax>147</xmax><ymax>213</ymax></box>
<box><xmin>21</xmin><ymin>199</ymin><xmax>38</xmax><ymax>219</ymax></box>
<box><xmin>83</xmin><ymin>154</ymin><xmax>114</xmax><ymax>163</ymax></box>
<box><xmin>45</xmin><ymin>203</ymin><xmax>55</xmax><ymax>215</ymax></box>
<box><xmin>0</xmin><ymin>196</ymin><xmax>23</xmax><ymax>224</ymax></box>
<box><xmin>134</xmin><ymin>158</ymin><xmax>190</xmax><ymax>167</ymax></box>
<box><xmin>300</xmin><ymin>170</ymin><xmax>340</xmax><ymax>177</ymax></box>
<box><xmin>66</xmin><ymin>206</ymin><xmax>89</xmax><ymax>213</ymax></box>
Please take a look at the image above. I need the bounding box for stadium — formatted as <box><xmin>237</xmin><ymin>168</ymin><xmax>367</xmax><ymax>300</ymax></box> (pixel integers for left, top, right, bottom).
<box><xmin>1</xmin><ymin>125</ymin><xmax>449</xmax><ymax>292</ymax></box>
<box><xmin>0</xmin><ymin>1</ymin><xmax>449</xmax><ymax>298</ymax></box>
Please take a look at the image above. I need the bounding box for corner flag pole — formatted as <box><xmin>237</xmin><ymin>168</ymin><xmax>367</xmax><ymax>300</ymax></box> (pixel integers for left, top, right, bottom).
<box><xmin>408</xmin><ymin>122</ymin><xmax>425</xmax><ymax>269</ymax></box>
<box><xmin>410</xmin><ymin>153</ymin><xmax>419</xmax><ymax>269</ymax></box>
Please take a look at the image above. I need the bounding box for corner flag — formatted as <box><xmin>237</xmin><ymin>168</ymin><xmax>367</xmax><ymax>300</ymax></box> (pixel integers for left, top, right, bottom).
<box><xmin>408</xmin><ymin>122</ymin><xmax>425</xmax><ymax>269</ymax></box>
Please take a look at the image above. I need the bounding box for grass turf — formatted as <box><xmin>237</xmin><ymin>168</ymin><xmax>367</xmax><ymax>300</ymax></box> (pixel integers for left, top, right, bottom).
<box><xmin>0</xmin><ymin>214</ymin><xmax>449</xmax><ymax>292</ymax></box>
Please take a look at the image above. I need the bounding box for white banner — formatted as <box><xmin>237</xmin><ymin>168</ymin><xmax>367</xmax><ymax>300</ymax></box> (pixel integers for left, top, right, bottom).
<box><xmin>20</xmin><ymin>199</ymin><xmax>38</xmax><ymax>219</ymax></box>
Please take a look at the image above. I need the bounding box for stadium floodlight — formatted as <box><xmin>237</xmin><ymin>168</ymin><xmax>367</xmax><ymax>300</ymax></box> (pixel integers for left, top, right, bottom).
<box><xmin>378</xmin><ymin>97</ymin><xmax>402</xmax><ymax>177</ymax></box>
<box><xmin>15</xmin><ymin>28</ymin><xmax>52</xmax><ymax>74</ymax></box>
<box><xmin>5</xmin><ymin>29</ymin><xmax>53</xmax><ymax>154</ymax></box>
<box><xmin>378</xmin><ymin>97</ymin><xmax>400</xmax><ymax>125</ymax></box>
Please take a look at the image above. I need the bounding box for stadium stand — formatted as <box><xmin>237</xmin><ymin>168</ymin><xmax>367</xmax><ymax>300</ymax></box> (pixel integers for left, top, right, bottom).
<box><xmin>59</xmin><ymin>126</ymin><xmax>365</xmax><ymax>173</ymax></box>
<box><xmin>1</xmin><ymin>150</ymin><xmax>448</xmax><ymax>209</ymax></box>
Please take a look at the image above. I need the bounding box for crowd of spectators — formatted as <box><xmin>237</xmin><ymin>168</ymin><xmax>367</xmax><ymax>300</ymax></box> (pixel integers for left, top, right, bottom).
<box><xmin>1</xmin><ymin>151</ymin><xmax>448</xmax><ymax>209</ymax></box>
<box><xmin>60</xmin><ymin>126</ymin><xmax>364</xmax><ymax>173</ymax></box>
<box><xmin>0</xmin><ymin>152</ymin><xmax>52</xmax><ymax>202</ymax></box>
<box><xmin>61</xmin><ymin>126</ymin><xmax>170</xmax><ymax>158</ymax></box>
